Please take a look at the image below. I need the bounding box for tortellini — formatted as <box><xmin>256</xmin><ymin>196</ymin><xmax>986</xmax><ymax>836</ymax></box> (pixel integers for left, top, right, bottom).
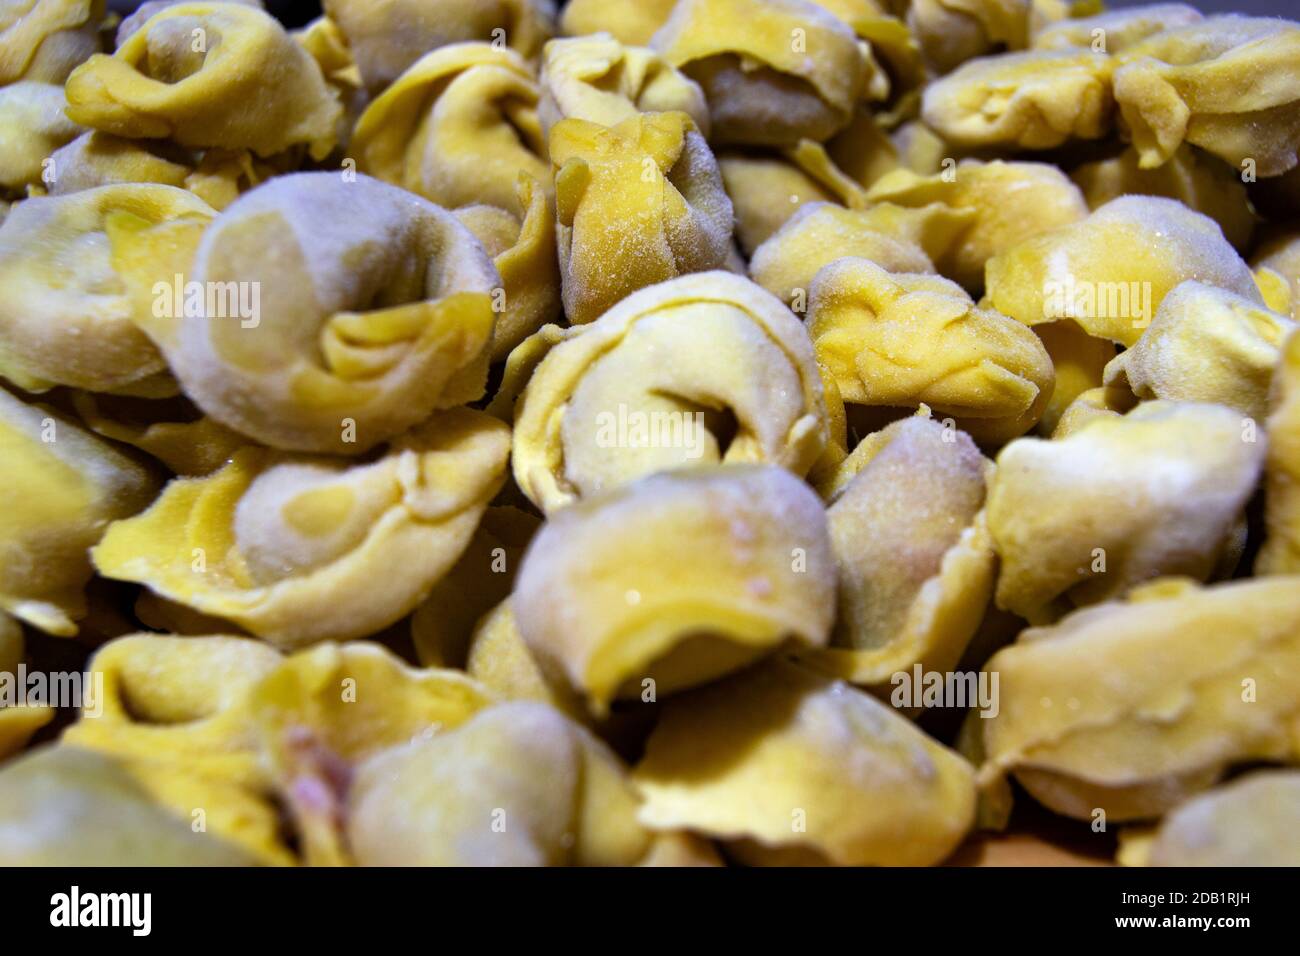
<box><xmin>560</xmin><ymin>0</ymin><xmax>676</xmax><ymax>47</ymax></box>
<box><xmin>91</xmin><ymin>407</ymin><xmax>510</xmax><ymax>648</ymax></box>
<box><xmin>979</xmin><ymin>576</ymin><xmax>1300</xmax><ymax>821</ymax></box>
<box><xmin>0</xmin><ymin>0</ymin><xmax>103</xmax><ymax>86</ymax></box>
<box><xmin>0</xmin><ymin>612</ymin><xmax>51</xmax><ymax>759</ymax></box>
<box><xmin>1120</xmin><ymin>771</ymin><xmax>1300</xmax><ymax>867</ymax></box>
<box><xmin>863</xmin><ymin>159</ymin><xmax>1089</xmax><ymax>293</ymax></box>
<box><xmin>454</xmin><ymin>175</ymin><xmax>561</xmax><ymax>361</ymax></box>
<box><xmin>921</xmin><ymin>50</ymin><xmax>1114</xmax><ymax>150</ymax></box>
<box><xmin>1032</xmin><ymin>3</ymin><xmax>1203</xmax><ymax>54</ymax></box>
<box><xmin>0</xmin><ymin>183</ymin><xmax>216</xmax><ymax>393</ymax></box>
<box><xmin>807</xmin><ymin>257</ymin><xmax>1055</xmax><ymax>443</ymax></box>
<box><xmin>0</xmin><ymin>81</ymin><xmax>80</xmax><ymax>193</ymax></box>
<box><xmin>141</xmin><ymin>173</ymin><xmax>500</xmax><ymax>454</ymax></box>
<box><xmin>796</xmin><ymin>415</ymin><xmax>995</xmax><ymax>687</ymax></box>
<box><xmin>1258</xmin><ymin>329</ymin><xmax>1300</xmax><ymax>575</ymax></box>
<box><xmin>650</xmin><ymin>0</ymin><xmax>869</xmax><ymax>147</ymax></box>
<box><xmin>0</xmin><ymin>387</ymin><xmax>160</xmax><ymax>635</ymax></box>
<box><xmin>987</xmin><ymin>401</ymin><xmax>1264</xmax><ymax>623</ymax></box>
<box><xmin>907</xmin><ymin>0</ymin><xmax>1030</xmax><ymax>75</ymax></box>
<box><xmin>635</xmin><ymin>658</ymin><xmax>977</xmax><ymax>866</ymax></box>
<box><xmin>1252</xmin><ymin>231</ymin><xmax>1300</xmax><ymax>321</ymax></box>
<box><xmin>749</xmin><ymin>202</ymin><xmax>934</xmax><ymax>306</ymax></box>
<box><xmin>323</xmin><ymin>0</ymin><xmax>556</xmax><ymax>94</ymax></box>
<box><xmin>64</xmin><ymin>3</ymin><xmax>341</xmax><ymax>159</ymax></box>
<box><xmin>539</xmin><ymin>33</ymin><xmax>709</xmax><ymax>137</ymax></box>
<box><xmin>1103</xmin><ymin>280</ymin><xmax>1296</xmax><ymax>422</ymax></box>
<box><xmin>513</xmin><ymin>465</ymin><xmax>836</xmax><ymax>712</ymax></box>
<box><xmin>1070</xmin><ymin>144</ymin><xmax>1256</xmax><ymax>252</ymax></box>
<box><xmin>351</xmin><ymin>43</ymin><xmax>549</xmax><ymax>217</ymax></box>
<box><xmin>984</xmin><ymin>196</ymin><xmax>1262</xmax><ymax>347</ymax></box>
<box><xmin>1113</xmin><ymin>16</ymin><xmax>1300</xmax><ymax>176</ymax></box>
<box><xmin>347</xmin><ymin>701</ymin><xmax>656</xmax><ymax>866</ymax></box>
<box><xmin>549</xmin><ymin>111</ymin><xmax>733</xmax><ymax>324</ymax></box>
<box><xmin>0</xmin><ymin>745</ymin><xmax>265</xmax><ymax>865</ymax></box>
<box><xmin>499</xmin><ymin>271</ymin><xmax>828</xmax><ymax>512</ymax></box>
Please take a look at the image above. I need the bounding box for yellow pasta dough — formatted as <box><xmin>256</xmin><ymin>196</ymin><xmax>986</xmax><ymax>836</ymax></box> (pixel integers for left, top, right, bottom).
<box><xmin>635</xmin><ymin>657</ymin><xmax>977</xmax><ymax>866</ymax></box>
<box><xmin>351</xmin><ymin>43</ymin><xmax>549</xmax><ymax>218</ymax></box>
<box><xmin>1258</xmin><ymin>329</ymin><xmax>1300</xmax><ymax>575</ymax></box>
<box><xmin>141</xmin><ymin>172</ymin><xmax>500</xmax><ymax>454</ymax></box>
<box><xmin>1113</xmin><ymin>15</ymin><xmax>1300</xmax><ymax>176</ymax></box>
<box><xmin>92</xmin><ymin>407</ymin><xmax>510</xmax><ymax>648</ymax></box>
<box><xmin>0</xmin><ymin>183</ymin><xmax>216</xmax><ymax>393</ymax></box>
<box><xmin>549</xmin><ymin>111</ymin><xmax>733</xmax><ymax>324</ymax></box>
<box><xmin>65</xmin><ymin>3</ymin><xmax>341</xmax><ymax>159</ymax></box>
<box><xmin>0</xmin><ymin>0</ymin><xmax>103</xmax><ymax>86</ymax></box>
<box><xmin>500</xmin><ymin>271</ymin><xmax>828</xmax><ymax>512</ymax></box>
<box><xmin>980</xmin><ymin>576</ymin><xmax>1300</xmax><ymax>820</ymax></box>
<box><xmin>651</xmin><ymin>0</ymin><xmax>869</xmax><ymax>147</ymax></box>
<box><xmin>987</xmin><ymin>401</ymin><xmax>1264</xmax><ymax>623</ymax></box>
<box><xmin>0</xmin><ymin>387</ymin><xmax>160</xmax><ymax>635</ymax></box>
<box><xmin>984</xmin><ymin>195</ymin><xmax>1262</xmax><ymax>347</ymax></box>
<box><xmin>807</xmin><ymin>257</ymin><xmax>1055</xmax><ymax>443</ymax></box>
<box><xmin>512</xmin><ymin>465</ymin><xmax>836</xmax><ymax>712</ymax></box>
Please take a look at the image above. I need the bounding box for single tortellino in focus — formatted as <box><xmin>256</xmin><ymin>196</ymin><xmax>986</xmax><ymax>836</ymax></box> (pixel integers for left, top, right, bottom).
<box><xmin>144</xmin><ymin>173</ymin><xmax>500</xmax><ymax>455</ymax></box>
<box><xmin>0</xmin><ymin>184</ymin><xmax>216</xmax><ymax>394</ymax></box>
<box><xmin>92</xmin><ymin>407</ymin><xmax>510</xmax><ymax>649</ymax></box>
<box><xmin>808</xmin><ymin>258</ymin><xmax>1055</xmax><ymax>443</ymax></box>
<box><xmin>906</xmin><ymin>0</ymin><xmax>1029</xmax><ymax>76</ymax></box>
<box><xmin>0</xmin><ymin>388</ymin><xmax>160</xmax><ymax>635</ymax></box>
<box><xmin>0</xmin><ymin>82</ymin><xmax>81</xmax><ymax>193</ymax></box>
<box><xmin>0</xmin><ymin>0</ymin><xmax>103</xmax><ymax>86</ymax></box>
<box><xmin>64</xmin><ymin>3</ymin><xmax>341</xmax><ymax>159</ymax></box>
<box><xmin>921</xmin><ymin>50</ymin><xmax>1113</xmax><ymax>150</ymax></box>
<box><xmin>323</xmin><ymin>0</ymin><xmax>555</xmax><ymax>94</ymax></box>
<box><xmin>351</xmin><ymin>44</ymin><xmax>549</xmax><ymax>218</ymax></box>
<box><xmin>244</xmin><ymin>641</ymin><xmax>493</xmax><ymax>864</ymax></box>
<box><xmin>454</xmin><ymin>175</ymin><xmax>560</xmax><ymax>361</ymax></box>
<box><xmin>538</xmin><ymin>33</ymin><xmax>709</xmax><ymax>138</ymax></box>
<box><xmin>63</xmin><ymin>634</ymin><xmax>282</xmax><ymax>787</ymax></box>
<box><xmin>0</xmin><ymin>745</ymin><xmax>266</xmax><ymax>865</ymax></box>
<box><xmin>980</xmin><ymin>576</ymin><xmax>1300</xmax><ymax>821</ymax></box>
<box><xmin>1252</xmin><ymin>231</ymin><xmax>1300</xmax><ymax>322</ymax></box>
<box><xmin>1120</xmin><ymin>771</ymin><xmax>1300</xmax><ymax>867</ymax></box>
<box><xmin>749</xmin><ymin>202</ymin><xmax>933</xmax><ymax>307</ymax></box>
<box><xmin>513</xmin><ymin>465</ymin><xmax>836</xmax><ymax>712</ymax></box>
<box><xmin>635</xmin><ymin>658</ymin><xmax>976</xmax><ymax>866</ymax></box>
<box><xmin>987</xmin><ymin>401</ymin><xmax>1264</xmax><ymax>624</ymax></box>
<box><xmin>650</xmin><ymin>0</ymin><xmax>868</xmax><ymax>147</ymax></box>
<box><xmin>1104</xmin><ymin>281</ymin><xmax>1296</xmax><ymax>422</ymax></box>
<box><xmin>1258</xmin><ymin>329</ymin><xmax>1300</xmax><ymax>575</ymax></box>
<box><xmin>348</xmin><ymin>701</ymin><xmax>661</xmax><ymax>866</ymax></box>
<box><xmin>863</xmin><ymin>159</ymin><xmax>1089</xmax><ymax>293</ymax></box>
<box><xmin>1113</xmin><ymin>16</ymin><xmax>1300</xmax><ymax>177</ymax></box>
<box><xmin>795</xmin><ymin>415</ymin><xmax>995</xmax><ymax>688</ymax></box>
<box><xmin>1032</xmin><ymin>3</ymin><xmax>1202</xmax><ymax>54</ymax></box>
<box><xmin>560</xmin><ymin>0</ymin><xmax>676</xmax><ymax>46</ymax></box>
<box><xmin>1070</xmin><ymin>144</ymin><xmax>1256</xmax><ymax>252</ymax></box>
<box><xmin>549</xmin><ymin>112</ymin><xmax>733</xmax><ymax>325</ymax></box>
<box><xmin>984</xmin><ymin>196</ymin><xmax>1262</xmax><ymax>347</ymax></box>
<box><xmin>500</xmin><ymin>272</ymin><xmax>827</xmax><ymax>512</ymax></box>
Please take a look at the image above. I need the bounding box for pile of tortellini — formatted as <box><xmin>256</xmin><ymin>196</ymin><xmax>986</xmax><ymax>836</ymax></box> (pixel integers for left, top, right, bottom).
<box><xmin>2</xmin><ymin>0</ymin><xmax>1300</xmax><ymax>867</ymax></box>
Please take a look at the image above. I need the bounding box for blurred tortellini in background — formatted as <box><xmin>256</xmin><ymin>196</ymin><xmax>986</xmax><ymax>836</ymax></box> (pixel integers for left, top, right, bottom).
<box><xmin>2</xmin><ymin>0</ymin><xmax>1300</xmax><ymax>872</ymax></box>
